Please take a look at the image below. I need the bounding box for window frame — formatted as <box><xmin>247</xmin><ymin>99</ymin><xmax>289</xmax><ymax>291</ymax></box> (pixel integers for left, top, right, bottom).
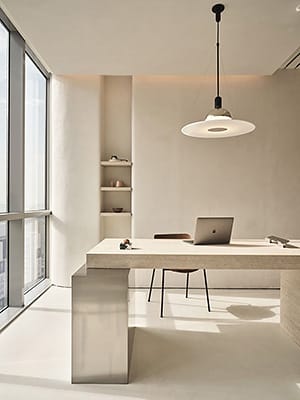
<box><xmin>0</xmin><ymin>16</ymin><xmax>10</xmax><ymax>312</ymax></box>
<box><xmin>0</xmin><ymin>8</ymin><xmax>51</xmax><ymax>321</ymax></box>
<box><xmin>0</xmin><ymin>17</ymin><xmax>9</xmax><ymax>215</ymax></box>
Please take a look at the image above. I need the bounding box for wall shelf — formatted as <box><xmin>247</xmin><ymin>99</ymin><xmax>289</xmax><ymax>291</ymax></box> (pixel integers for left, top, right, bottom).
<box><xmin>101</xmin><ymin>212</ymin><xmax>132</xmax><ymax>217</ymax></box>
<box><xmin>100</xmin><ymin>155</ymin><xmax>132</xmax><ymax>234</ymax></box>
<box><xmin>101</xmin><ymin>187</ymin><xmax>132</xmax><ymax>192</ymax></box>
<box><xmin>101</xmin><ymin>161</ymin><xmax>132</xmax><ymax>167</ymax></box>
<box><xmin>99</xmin><ymin>76</ymin><xmax>132</xmax><ymax>238</ymax></box>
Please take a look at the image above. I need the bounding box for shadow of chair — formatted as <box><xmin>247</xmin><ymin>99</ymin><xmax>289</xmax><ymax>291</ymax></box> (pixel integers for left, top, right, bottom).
<box><xmin>147</xmin><ymin>233</ymin><xmax>211</xmax><ymax>317</ymax></box>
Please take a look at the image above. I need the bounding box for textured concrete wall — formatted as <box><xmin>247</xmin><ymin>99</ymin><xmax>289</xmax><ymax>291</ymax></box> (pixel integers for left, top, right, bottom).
<box><xmin>50</xmin><ymin>75</ymin><xmax>101</xmax><ymax>286</ymax></box>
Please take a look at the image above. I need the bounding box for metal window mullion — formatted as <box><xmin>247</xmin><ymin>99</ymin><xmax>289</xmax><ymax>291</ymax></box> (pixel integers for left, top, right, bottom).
<box><xmin>45</xmin><ymin>74</ymin><xmax>50</xmax><ymax>280</ymax></box>
<box><xmin>0</xmin><ymin>212</ymin><xmax>24</xmax><ymax>222</ymax></box>
<box><xmin>8</xmin><ymin>31</ymin><xmax>25</xmax><ymax>307</ymax></box>
<box><xmin>0</xmin><ymin>210</ymin><xmax>51</xmax><ymax>222</ymax></box>
<box><xmin>23</xmin><ymin>210</ymin><xmax>51</xmax><ymax>218</ymax></box>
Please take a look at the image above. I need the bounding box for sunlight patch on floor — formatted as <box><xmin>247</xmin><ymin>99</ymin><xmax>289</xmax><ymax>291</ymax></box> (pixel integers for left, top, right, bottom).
<box><xmin>129</xmin><ymin>289</ymin><xmax>280</xmax><ymax>332</ymax></box>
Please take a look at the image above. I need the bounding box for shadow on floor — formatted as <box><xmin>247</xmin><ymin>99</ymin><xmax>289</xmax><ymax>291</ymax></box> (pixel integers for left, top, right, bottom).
<box><xmin>226</xmin><ymin>305</ymin><xmax>276</xmax><ymax>320</ymax></box>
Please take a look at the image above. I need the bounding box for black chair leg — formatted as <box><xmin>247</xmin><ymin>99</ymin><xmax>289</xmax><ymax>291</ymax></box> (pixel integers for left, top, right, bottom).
<box><xmin>185</xmin><ymin>272</ymin><xmax>190</xmax><ymax>298</ymax></box>
<box><xmin>203</xmin><ymin>269</ymin><xmax>211</xmax><ymax>312</ymax></box>
<box><xmin>160</xmin><ymin>269</ymin><xmax>165</xmax><ymax>318</ymax></box>
<box><xmin>148</xmin><ymin>269</ymin><xmax>156</xmax><ymax>302</ymax></box>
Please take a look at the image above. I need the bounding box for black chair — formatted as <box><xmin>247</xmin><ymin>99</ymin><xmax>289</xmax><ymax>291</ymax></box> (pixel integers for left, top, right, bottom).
<box><xmin>147</xmin><ymin>233</ymin><xmax>211</xmax><ymax>317</ymax></box>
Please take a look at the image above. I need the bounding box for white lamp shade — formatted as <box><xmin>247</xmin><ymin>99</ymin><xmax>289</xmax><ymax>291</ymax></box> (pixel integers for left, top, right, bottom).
<box><xmin>181</xmin><ymin>117</ymin><xmax>255</xmax><ymax>138</ymax></box>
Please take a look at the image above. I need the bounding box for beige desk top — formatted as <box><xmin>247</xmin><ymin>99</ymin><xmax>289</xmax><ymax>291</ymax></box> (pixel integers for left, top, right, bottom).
<box><xmin>86</xmin><ymin>239</ymin><xmax>300</xmax><ymax>270</ymax></box>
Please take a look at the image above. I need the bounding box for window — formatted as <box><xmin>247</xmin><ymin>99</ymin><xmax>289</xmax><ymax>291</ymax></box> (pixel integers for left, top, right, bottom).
<box><xmin>0</xmin><ymin>10</ymin><xmax>50</xmax><ymax>319</ymax></box>
<box><xmin>0</xmin><ymin>21</ymin><xmax>9</xmax><ymax>212</ymax></box>
<box><xmin>25</xmin><ymin>54</ymin><xmax>47</xmax><ymax>211</ymax></box>
<box><xmin>24</xmin><ymin>217</ymin><xmax>46</xmax><ymax>292</ymax></box>
<box><xmin>24</xmin><ymin>55</ymin><xmax>47</xmax><ymax>290</ymax></box>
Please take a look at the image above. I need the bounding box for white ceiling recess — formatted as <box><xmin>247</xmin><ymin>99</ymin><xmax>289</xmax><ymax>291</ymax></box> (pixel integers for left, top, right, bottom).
<box><xmin>0</xmin><ymin>0</ymin><xmax>300</xmax><ymax>75</ymax></box>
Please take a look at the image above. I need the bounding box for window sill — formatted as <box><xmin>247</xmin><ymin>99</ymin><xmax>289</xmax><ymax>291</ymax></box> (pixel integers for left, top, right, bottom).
<box><xmin>0</xmin><ymin>278</ymin><xmax>51</xmax><ymax>332</ymax></box>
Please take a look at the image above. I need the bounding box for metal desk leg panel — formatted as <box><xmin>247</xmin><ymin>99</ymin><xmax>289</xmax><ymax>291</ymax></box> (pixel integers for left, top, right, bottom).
<box><xmin>281</xmin><ymin>270</ymin><xmax>300</xmax><ymax>347</ymax></box>
<box><xmin>72</xmin><ymin>267</ymin><xmax>129</xmax><ymax>383</ymax></box>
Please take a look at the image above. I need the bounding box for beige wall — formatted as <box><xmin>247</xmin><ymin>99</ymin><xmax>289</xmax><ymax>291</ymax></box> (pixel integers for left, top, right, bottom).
<box><xmin>50</xmin><ymin>75</ymin><xmax>101</xmax><ymax>286</ymax></box>
<box><xmin>102</xmin><ymin>76</ymin><xmax>132</xmax><ymax>161</ymax></box>
<box><xmin>132</xmin><ymin>70</ymin><xmax>300</xmax><ymax>288</ymax></box>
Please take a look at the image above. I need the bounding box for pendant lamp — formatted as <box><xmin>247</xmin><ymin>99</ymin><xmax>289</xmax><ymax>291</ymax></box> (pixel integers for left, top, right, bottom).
<box><xmin>181</xmin><ymin>3</ymin><xmax>255</xmax><ymax>138</ymax></box>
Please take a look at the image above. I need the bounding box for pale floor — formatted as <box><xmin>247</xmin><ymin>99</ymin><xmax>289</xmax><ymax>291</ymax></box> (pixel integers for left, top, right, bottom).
<box><xmin>1</xmin><ymin>287</ymin><xmax>300</xmax><ymax>400</ymax></box>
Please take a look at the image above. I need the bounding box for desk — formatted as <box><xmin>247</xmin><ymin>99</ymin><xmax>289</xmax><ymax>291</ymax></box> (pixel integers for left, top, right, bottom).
<box><xmin>72</xmin><ymin>238</ymin><xmax>300</xmax><ymax>384</ymax></box>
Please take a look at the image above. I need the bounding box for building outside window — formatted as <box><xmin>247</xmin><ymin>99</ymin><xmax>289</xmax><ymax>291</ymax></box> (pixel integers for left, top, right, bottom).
<box><xmin>24</xmin><ymin>218</ymin><xmax>46</xmax><ymax>292</ymax></box>
<box><xmin>0</xmin><ymin>222</ymin><xmax>8</xmax><ymax>310</ymax></box>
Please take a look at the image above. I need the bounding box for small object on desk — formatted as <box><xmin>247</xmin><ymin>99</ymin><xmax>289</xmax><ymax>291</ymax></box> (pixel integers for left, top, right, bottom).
<box><xmin>120</xmin><ymin>239</ymin><xmax>132</xmax><ymax>250</ymax></box>
<box><xmin>283</xmin><ymin>243</ymin><xmax>299</xmax><ymax>249</ymax></box>
<box><xmin>267</xmin><ymin>235</ymin><xmax>290</xmax><ymax>245</ymax></box>
<box><xmin>112</xmin><ymin>207</ymin><xmax>123</xmax><ymax>213</ymax></box>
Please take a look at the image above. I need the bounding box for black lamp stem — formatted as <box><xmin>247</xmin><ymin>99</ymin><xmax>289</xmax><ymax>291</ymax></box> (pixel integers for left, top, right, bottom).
<box><xmin>216</xmin><ymin>22</ymin><xmax>220</xmax><ymax>99</ymax></box>
<box><xmin>212</xmin><ymin>3</ymin><xmax>225</xmax><ymax>109</ymax></box>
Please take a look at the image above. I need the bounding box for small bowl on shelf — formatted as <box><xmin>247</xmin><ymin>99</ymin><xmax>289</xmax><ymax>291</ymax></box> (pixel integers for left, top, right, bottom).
<box><xmin>112</xmin><ymin>207</ymin><xmax>123</xmax><ymax>213</ymax></box>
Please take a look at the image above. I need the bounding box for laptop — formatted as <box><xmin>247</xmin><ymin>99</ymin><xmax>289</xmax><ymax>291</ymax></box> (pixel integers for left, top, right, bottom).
<box><xmin>186</xmin><ymin>217</ymin><xmax>234</xmax><ymax>245</ymax></box>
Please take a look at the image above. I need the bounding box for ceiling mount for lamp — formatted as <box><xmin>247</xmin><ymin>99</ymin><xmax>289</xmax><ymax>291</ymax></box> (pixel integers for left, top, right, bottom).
<box><xmin>181</xmin><ymin>3</ymin><xmax>255</xmax><ymax>139</ymax></box>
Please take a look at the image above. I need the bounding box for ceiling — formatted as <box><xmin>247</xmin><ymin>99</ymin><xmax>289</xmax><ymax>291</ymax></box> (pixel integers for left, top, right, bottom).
<box><xmin>1</xmin><ymin>0</ymin><xmax>300</xmax><ymax>75</ymax></box>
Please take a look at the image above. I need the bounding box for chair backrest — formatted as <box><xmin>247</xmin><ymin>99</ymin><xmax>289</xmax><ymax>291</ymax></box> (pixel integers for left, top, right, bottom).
<box><xmin>154</xmin><ymin>233</ymin><xmax>191</xmax><ymax>240</ymax></box>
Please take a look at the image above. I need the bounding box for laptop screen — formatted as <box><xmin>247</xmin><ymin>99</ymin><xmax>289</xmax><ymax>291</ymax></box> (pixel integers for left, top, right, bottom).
<box><xmin>193</xmin><ymin>217</ymin><xmax>234</xmax><ymax>245</ymax></box>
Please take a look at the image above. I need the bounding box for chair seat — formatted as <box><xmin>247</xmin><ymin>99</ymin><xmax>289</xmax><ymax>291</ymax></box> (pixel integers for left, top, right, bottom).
<box><xmin>166</xmin><ymin>269</ymin><xmax>198</xmax><ymax>273</ymax></box>
<box><xmin>148</xmin><ymin>233</ymin><xmax>210</xmax><ymax>316</ymax></box>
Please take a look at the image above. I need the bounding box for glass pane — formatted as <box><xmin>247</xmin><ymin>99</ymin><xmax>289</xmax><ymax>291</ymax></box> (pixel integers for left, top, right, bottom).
<box><xmin>24</xmin><ymin>217</ymin><xmax>46</xmax><ymax>291</ymax></box>
<box><xmin>0</xmin><ymin>22</ymin><xmax>9</xmax><ymax>212</ymax></box>
<box><xmin>25</xmin><ymin>55</ymin><xmax>47</xmax><ymax>210</ymax></box>
<box><xmin>0</xmin><ymin>222</ymin><xmax>8</xmax><ymax>311</ymax></box>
